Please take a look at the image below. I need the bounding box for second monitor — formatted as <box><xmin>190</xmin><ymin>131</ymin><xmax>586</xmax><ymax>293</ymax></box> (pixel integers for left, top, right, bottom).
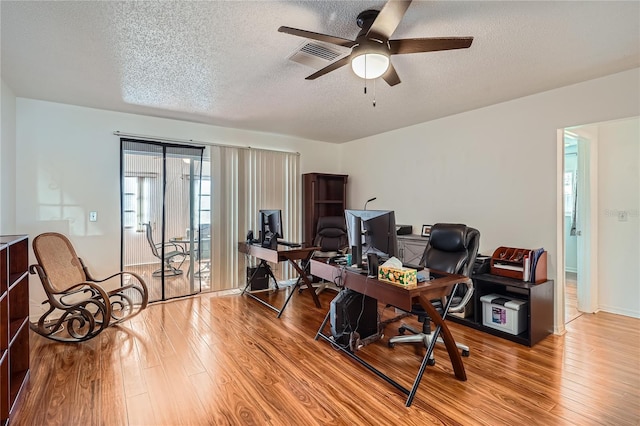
<box><xmin>260</xmin><ymin>209</ymin><xmax>282</xmax><ymax>248</ymax></box>
<box><xmin>345</xmin><ymin>209</ymin><xmax>398</xmax><ymax>268</ymax></box>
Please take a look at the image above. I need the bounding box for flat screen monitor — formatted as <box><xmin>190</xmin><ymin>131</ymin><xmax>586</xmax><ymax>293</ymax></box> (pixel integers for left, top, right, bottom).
<box><xmin>345</xmin><ymin>209</ymin><xmax>397</xmax><ymax>267</ymax></box>
<box><xmin>259</xmin><ymin>209</ymin><xmax>282</xmax><ymax>248</ymax></box>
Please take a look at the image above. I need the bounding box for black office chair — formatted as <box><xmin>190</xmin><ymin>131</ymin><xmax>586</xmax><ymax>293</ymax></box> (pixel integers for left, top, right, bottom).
<box><xmin>312</xmin><ymin>216</ymin><xmax>349</xmax><ymax>294</ymax></box>
<box><xmin>388</xmin><ymin>223</ymin><xmax>480</xmax><ymax>365</ymax></box>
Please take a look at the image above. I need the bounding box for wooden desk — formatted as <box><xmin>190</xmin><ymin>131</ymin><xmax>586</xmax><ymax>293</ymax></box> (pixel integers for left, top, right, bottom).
<box><xmin>311</xmin><ymin>259</ymin><xmax>470</xmax><ymax>407</ymax></box>
<box><xmin>238</xmin><ymin>242</ymin><xmax>321</xmax><ymax>317</ymax></box>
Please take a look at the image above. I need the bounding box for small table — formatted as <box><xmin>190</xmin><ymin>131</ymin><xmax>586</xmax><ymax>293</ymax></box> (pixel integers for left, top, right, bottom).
<box><xmin>238</xmin><ymin>242</ymin><xmax>321</xmax><ymax>317</ymax></box>
<box><xmin>311</xmin><ymin>259</ymin><xmax>470</xmax><ymax>407</ymax></box>
<box><xmin>170</xmin><ymin>237</ymin><xmax>211</xmax><ymax>277</ymax></box>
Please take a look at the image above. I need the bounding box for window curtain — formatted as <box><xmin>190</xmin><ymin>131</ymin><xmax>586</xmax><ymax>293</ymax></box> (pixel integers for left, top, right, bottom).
<box><xmin>208</xmin><ymin>146</ymin><xmax>300</xmax><ymax>291</ymax></box>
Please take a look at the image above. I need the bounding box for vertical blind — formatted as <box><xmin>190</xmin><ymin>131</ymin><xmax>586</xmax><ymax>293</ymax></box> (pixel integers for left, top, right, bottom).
<box><xmin>209</xmin><ymin>146</ymin><xmax>300</xmax><ymax>291</ymax></box>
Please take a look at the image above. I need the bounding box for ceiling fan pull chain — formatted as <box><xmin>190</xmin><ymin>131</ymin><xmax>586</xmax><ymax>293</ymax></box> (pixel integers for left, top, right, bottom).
<box><xmin>371</xmin><ymin>78</ymin><xmax>376</xmax><ymax>107</ymax></box>
<box><xmin>364</xmin><ymin>54</ymin><xmax>368</xmax><ymax>94</ymax></box>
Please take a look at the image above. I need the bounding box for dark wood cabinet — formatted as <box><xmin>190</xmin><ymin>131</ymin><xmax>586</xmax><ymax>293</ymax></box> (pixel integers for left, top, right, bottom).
<box><xmin>448</xmin><ymin>273</ymin><xmax>554</xmax><ymax>346</ymax></box>
<box><xmin>0</xmin><ymin>235</ymin><xmax>29</xmax><ymax>424</ymax></box>
<box><xmin>302</xmin><ymin>173</ymin><xmax>348</xmax><ymax>245</ymax></box>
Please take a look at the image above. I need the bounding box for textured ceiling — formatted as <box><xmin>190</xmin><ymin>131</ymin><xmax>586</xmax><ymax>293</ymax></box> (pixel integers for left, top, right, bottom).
<box><xmin>1</xmin><ymin>1</ymin><xmax>639</xmax><ymax>143</ymax></box>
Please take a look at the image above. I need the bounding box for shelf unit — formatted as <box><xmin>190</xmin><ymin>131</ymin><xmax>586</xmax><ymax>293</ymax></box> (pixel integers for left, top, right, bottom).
<box><xmin>0</xmin><ymin>235</ymin><xmax>29</xmax><ymax>424</ymax></box>
<box><xmin>302</xmin><ymin>173</ymin><xmax>348</xmax><ymax>245</ymax></box>
<box><xmin>448</xmin><ymin>273</ymin><xmax>554</xmax><ymax>346</ymax></box>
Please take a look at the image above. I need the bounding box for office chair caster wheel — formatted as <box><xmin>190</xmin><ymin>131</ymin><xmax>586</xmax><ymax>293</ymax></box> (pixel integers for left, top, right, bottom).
<box><xmin>398</xmin><ymin>326</ymin><xmax>407</xmax><ymax>335</ymax></box>
<box><xmin>427</xmin><ymin>358</ymin><xmax>436</xmax><ymax>366</ymax></box>
<box><xmin>462</xmin><ymin>350</ymin><xmax>470</xmax><ymax>357</ymax></box>
<box><xmin>388</xmin><ymin>341</ymin><xmax>395</xmax><ymax>348</ymax></box>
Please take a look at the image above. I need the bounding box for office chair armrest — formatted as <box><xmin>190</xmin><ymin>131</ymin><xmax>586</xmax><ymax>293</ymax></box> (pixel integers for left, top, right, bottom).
<box><xmin>155</xmin><ymin>242</ymin><xmax>185</xmax><ymax>253</ymax></box>
<box><xmin>447</xmin><ymin>279</ymin><xmax>474</xmax><ymax>314</ymax></box>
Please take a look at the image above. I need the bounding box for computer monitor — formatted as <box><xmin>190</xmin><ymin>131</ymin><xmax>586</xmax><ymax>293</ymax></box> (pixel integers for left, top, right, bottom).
<box><xmin>345</xmin><ymin>209</ymin><xmax>398</xmax><ymax>268</ymax></box>
<box><xmin>259</xmin><ymin>209</ymin><xmax>282</xmax><ymax>248</ymax></box>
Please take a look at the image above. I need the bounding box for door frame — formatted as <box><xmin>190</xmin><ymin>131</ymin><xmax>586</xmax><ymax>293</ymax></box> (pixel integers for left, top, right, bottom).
<box><xmin>556</xmin><ymin>127</ymin><xmax>599</xmax><ymax>332</ymax></box>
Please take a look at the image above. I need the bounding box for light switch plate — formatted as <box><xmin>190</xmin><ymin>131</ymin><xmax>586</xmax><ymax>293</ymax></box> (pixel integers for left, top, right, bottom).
<box><xmin>89</xmin><ymin>211</ymin><xmax>98</xmax><ymax>222</ymax></box>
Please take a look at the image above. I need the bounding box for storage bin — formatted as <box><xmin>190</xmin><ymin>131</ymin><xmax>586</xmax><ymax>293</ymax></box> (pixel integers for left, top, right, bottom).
<box><xmin>480</xmin><ymin>293</ymin><xmax>527</xmax><ymax>335</ymax></box>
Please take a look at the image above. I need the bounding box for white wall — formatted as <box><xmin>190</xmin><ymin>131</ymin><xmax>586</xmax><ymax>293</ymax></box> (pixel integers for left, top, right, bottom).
<box><xmin>1</xmin><ymin>80</ymin><xmax>17</xmax><ymax>234</ymax></box>
<box><xmin>340</xmin><ymin>68</ymin><xmax>640</xmax><ymax>320</ymax></box>
<box><xmin>597</xmin><ymin>117</ymin><xmax>639</xmax><ymax>317</ymax></box>
<box><xmin>13</xmin><ymin>99</ymin><xmax>342</xmax><ymax>314</ymax></box>
<box><xmin>7</xmin><ymin>68</ymin><xmax>639</xmax><ymax>322</ymax></box>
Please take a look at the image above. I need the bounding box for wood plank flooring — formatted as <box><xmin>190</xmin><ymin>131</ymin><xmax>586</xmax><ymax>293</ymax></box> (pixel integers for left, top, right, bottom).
<box><xmin>11</xmin><ymin>287</ymin><xmax>640</xmax><ymax>425</ymax></box>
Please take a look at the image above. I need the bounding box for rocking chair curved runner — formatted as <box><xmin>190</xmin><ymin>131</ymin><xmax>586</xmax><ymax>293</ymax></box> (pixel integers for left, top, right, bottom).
<box><xmin>29</xmin><ymin>232</ymin><xmax>149</xmax><ymax>342</ymax></box>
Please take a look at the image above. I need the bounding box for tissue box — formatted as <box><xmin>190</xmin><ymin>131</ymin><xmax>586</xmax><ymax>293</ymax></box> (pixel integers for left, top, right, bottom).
<box><xmin>378</xmin><ymin>266</ymin><xmax>417</xmax><ymax>287</ymax></box>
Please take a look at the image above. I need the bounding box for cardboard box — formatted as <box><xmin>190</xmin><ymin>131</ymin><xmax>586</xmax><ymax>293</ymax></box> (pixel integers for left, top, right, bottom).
<box><xmin>480</xmin><ymin>293</ymin><xmax>527</xmax><ymax>335</ymax></box>
<box><xmin>378</xmin><ymin>266</ymin><xmax>417</xmax><ymax>287</ymax></box>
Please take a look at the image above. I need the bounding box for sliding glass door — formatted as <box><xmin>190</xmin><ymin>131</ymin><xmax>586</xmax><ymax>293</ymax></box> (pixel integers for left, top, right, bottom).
<box><xmin>120</xmin><ymin>139</ymin><xmax>205</xmax><ymax>302</ymax></box>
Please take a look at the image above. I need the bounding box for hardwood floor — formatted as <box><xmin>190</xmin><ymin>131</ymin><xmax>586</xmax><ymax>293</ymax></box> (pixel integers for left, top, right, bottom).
<box><xmin>124</xmin><ymin>262</ymin><xmax>211</xmax><ymax>302</ymax></box>
<box><xmin>12</xmin><ymin>287</ymin><xmax>640</xmax><ymax>425</ymax></box>
<box><xmin>565</xmin><ymin>272</ymin><xmax>581</xmax><ymax>324</ymax></box>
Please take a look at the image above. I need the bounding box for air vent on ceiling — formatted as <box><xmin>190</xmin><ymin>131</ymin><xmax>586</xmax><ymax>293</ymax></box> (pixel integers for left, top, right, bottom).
<box><xmin>287</xmin><ymin>41</ymin><xmax>350</xmax><ymax>70</ymax></box>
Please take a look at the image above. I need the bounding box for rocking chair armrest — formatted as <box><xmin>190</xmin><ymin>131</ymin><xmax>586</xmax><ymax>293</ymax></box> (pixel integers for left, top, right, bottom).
<box><xmin>86</xmin><ymin>270</ymin><xmax>149</xmax><ymax>309</ymax></box>
<box><xmin>56</xmin><ymin>281</ymin><xmax>110</xmax><ymax>297</ymax></box>
<box><xmin>90</xmin><ymin>270</ymin><xmax>149</xmax><ymax>292</ymax></box>
<box><xmin>31</xmin><ymin>262</ymin><xmax>109</xmax><ymax>299</ymax></box>
<box><xmin>29</xmin><ymin>263</ymin><xmax>46</xmax><ymax>278</ymax></box>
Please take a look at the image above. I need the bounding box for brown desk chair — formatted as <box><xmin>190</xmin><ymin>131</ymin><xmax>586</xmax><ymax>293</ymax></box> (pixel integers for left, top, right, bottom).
<box><xmin>143</xmin><ymin>222</ymin><xmax>186</xmax><ymax>276</ymax></box>
<box><xmin>388</xmin><ymin>223</ymin><xmax>480</xmax><ymax>364</ymax></box>
<box><xmin>29</xmin><ymin>232</ymin><xmax>149</xmax><ymax>342</ymax></box>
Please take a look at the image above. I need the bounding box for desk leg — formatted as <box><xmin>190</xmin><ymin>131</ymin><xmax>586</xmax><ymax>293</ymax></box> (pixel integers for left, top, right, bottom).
<box><xmin>314</xmin><ymin>310</ymin><xmax>331</xmax><ymax>341</ymax></box>
<box><xmin>418</xmin><ymin>294</ymin><xmax>467</xmax><ymax>382</ymax></box>
<box><xmin>287</xmin><ymin>256</ymin><xmax>321</xmax><ymax>308</ymax></box>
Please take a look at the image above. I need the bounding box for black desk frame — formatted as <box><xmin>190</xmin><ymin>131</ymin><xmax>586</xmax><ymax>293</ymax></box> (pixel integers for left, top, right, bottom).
<box><xmin>239</xmin><ymin>243</ymin><xmax>321</xmax><ymax>318</ymax></box>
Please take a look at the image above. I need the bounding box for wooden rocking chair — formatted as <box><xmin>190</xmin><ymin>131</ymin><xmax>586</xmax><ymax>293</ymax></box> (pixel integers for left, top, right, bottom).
<box><xmin>29</xmin><ymin>232</ymin><xmax>149</xmax><ymax>342</ymax></box>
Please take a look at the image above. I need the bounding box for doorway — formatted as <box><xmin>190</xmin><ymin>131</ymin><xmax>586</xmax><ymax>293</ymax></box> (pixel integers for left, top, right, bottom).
<box><xmin>563</xmin><ymin>133</ymin><xmax>582</xmax><ymax>323</ymax></box>
<box><xmin>120</xmin><ymin>139</ymin><xmax>206</xmax><ymax>302</ymax></box>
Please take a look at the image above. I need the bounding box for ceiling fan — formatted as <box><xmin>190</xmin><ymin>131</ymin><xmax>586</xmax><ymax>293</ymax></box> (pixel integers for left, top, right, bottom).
<box><xmin>278</xmin><ymin>0</ymin><xmax>473</xmax><ymax>86</ymax></box>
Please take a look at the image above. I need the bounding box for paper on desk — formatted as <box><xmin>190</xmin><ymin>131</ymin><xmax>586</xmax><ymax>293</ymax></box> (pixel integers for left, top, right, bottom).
<box><xmin>381</xmin><ymin>257</ymin><xmax>403</xmax><ymax>268</ymax></box>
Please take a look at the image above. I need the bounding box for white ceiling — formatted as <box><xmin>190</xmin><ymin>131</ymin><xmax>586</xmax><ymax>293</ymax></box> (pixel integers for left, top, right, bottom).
<box><xmin>1</xmin><ymin>1</ymin><xmax>639</xmax><ymax>143</ymax></box>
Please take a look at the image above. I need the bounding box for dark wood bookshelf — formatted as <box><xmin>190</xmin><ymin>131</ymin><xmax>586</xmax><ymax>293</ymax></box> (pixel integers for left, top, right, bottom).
<box><xmin>302</xmin><ymin>173</ymin><xmax>348</xmax><ymax>245</ymax></box>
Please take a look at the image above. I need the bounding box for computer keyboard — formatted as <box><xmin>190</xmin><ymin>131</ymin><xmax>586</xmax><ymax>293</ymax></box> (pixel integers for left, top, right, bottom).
<box><xmin>345</xmin><ymin>265</ymin><xmax>366</xmax><ymax>274</ymax></box>
<box><xmin>402</xmin><ymin>262</ymin><xmax>424</xmax><ymax>271</ymax></box>
<box><xmin>278</xmin><ymin>240</ymin><xmax>302</xmax><ymax>248</ymax></box>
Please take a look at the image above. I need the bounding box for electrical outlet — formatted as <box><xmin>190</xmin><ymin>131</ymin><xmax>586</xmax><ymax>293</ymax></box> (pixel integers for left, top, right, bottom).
<box><xmin>618</xmin><ymin>210</ymin><xmax>628</xmax><ymax>222</ymax></box>
<box><xmin>89</xmin><ymin>211</ymin><xmax>98</xmax><ymax>222</ymax></box>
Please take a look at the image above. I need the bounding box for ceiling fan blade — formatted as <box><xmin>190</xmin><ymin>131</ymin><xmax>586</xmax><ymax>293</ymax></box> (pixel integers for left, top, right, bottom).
<box><xmin>278</xmin><ymin>26</ymin><xmax>357</xmax><ymax>48</ymax></box>
<box><xmin>366</xmin><ymin>0</ymin><xmax>412</xmax><ymax>42</ymax></box>
<box><xmin>389</xmin><ymin>37</ymin><xmax>474</xmax><ymax>55</ymax></box>
<box><xmin>382</xmin><ymin>62</ymin><xmax>401</xmax><ymax>86</ymax></box>
<box><xmin>305</xmin><ymin>55</ymin><xmax>352</xmax><ymax>80</ymax></box>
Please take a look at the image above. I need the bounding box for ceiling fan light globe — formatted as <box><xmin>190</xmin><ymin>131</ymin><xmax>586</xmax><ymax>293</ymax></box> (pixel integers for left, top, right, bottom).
<box><xmin>351</xmin><ymin>53</ymin><xmax>389</xmax><ymax>79</ymax></box>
